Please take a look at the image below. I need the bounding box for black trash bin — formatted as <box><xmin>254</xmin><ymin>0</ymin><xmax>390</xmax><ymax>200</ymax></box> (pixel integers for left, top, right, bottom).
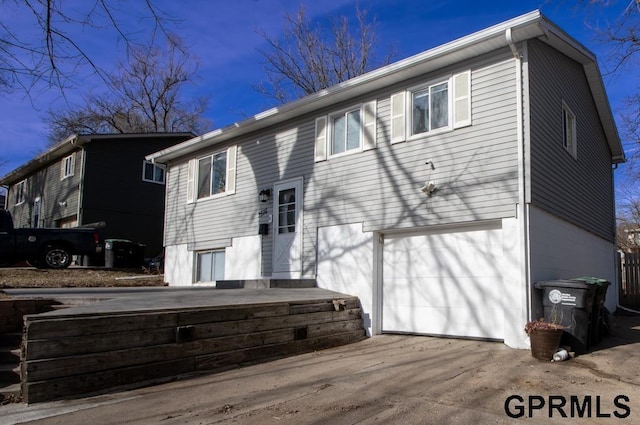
<box><xmin>105</xmin><ymin>239</ymin><xmax>146</xmax><ymax>268</ymax></box>
<box><xmin>572</xmin><ymin>277</ymin><xmax>610</xmax><ymax>346</ymax></box>
<box><xmin>534</xmin><ymin>280</ymin><xmax>598</xmax><ymax>354</ymax></box>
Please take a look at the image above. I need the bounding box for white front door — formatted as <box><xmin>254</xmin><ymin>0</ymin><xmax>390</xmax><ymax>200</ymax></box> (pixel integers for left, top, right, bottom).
<box><xmin>272</xmin><ymin>178</ymin><xmax>303</xmax><ymax>277</ymax></box>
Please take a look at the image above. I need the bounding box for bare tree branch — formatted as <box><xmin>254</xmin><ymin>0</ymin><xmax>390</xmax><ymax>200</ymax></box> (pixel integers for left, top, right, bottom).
<box><xmin>254</xmin><ymin>4</ymin><xmax>396</xmax><ymax>104</ymax></box>
<box><xmin>46</xmin><ymin>36</ymin><xmax>210</xmax><ymax>143</ymax></box>
<box><xmin>0</xmin><ymin>0</ymin><xmax>175</xmax><ymax>95</ymax></box>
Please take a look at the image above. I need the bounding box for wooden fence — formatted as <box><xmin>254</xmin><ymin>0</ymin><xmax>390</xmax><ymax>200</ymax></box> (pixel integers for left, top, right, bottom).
<box><xmin>619</xmin><ymin>252</ymin><xmax>640</xmax><ymax>309</ymax></box>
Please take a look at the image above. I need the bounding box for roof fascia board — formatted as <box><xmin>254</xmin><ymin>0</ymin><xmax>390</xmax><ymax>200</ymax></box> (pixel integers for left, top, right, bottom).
<box><xmin>148</xmin><ymin>10</ymin><xmax>548</xmax><ymax>163</ymax></box>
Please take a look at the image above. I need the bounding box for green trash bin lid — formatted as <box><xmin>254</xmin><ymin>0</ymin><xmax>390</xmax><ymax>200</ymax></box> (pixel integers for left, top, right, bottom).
<box><xmin>572</xmin><ymin>277</ymin><xmax>610</xmax><ymax>286</ymax></box>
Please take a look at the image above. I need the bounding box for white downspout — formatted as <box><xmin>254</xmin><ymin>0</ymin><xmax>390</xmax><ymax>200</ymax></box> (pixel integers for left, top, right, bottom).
<box><xmin>507</xmin><ymin>28</ymin><xmax>533</xmax><ymax>336</ymax></box>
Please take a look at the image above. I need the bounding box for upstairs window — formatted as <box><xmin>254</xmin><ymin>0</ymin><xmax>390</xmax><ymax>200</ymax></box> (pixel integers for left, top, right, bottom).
<box><xmin>314</xmin><ymin>101</ymin><xmax>376</xmax><ymax>162</ymax></box>
<box><xmin>390</xmin><ymin>70</ymin><xmax>471</xmax><ymax>144</ymax></box>
<box><xmin>331</xmin><ymin>108</ymin><xmax>362</xmax><ymax>156</ymax></box>
<box><xmin>562</xmin><ymin>102</ymin><xmax>577</xmax><ymax>159</ymax></box>
<box><xmin>61</xmin><ymin>154</ymin><xmax>75</xmax><ymax>179</ymax></box>
<box><xmin>412</xmin><ymin>81</ymin><xmax>449</xmax><ymax>135</ymax></box>
<box><xmin>198</xmin><ymin>151</ymin><xmax>227</xmax><ymax>199</ymax></box>
<box><xmin>143</xmin><ymin>160</ymin><xmax>166</xmax><ymax>184</ymax></box>
<box><xmin>15</xmin><ymin>180</ymin><xmax>26</xmax><ymax>205</ymax></box>
<box><xmin>186</xmin><ymin>145</ymin><xmax>237</xmax><ymax>203</ymax></box>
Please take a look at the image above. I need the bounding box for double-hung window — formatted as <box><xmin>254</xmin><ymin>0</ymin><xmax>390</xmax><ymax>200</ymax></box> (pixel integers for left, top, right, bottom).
<box><xmin>61</xmin><ymin>154</ymin><xmax>75</xmax><ymax>179</ymax></box>
<box><xmin>314</xmin><ymin>101</ymin><xmax>376</xmax><ymax>162</ymax></box>
<box><xmin>197</xmin><ymin>151</ymin><xmax>227</xmax><ymax>199</ymax></box>
<box><xmin>390</xmin><ymin>70</ymin><xmax>471</xmax><ymax>144</ymax></box>
<box><xmin>196</xmin><ymin>250</ymin><xmax>225</xmax><ymax>283</ymax></box>
<box><xmin>143</xmin><ymin>160</ymin><xmax>166</xmax><ymax>184</ymax></box>
<box><xmin>186</xmin><ymin>145</ymin><xmax>237</xmax><ymax>203</ymax></box>
<box><xmin>15</xmin><ymin>180</ymin><xmax>26</xmax><ymax>205</ymax></box>
<box><xmin>331</xmin><ymin>108</ymin><xmax>362</xmax><ymax>156</ymax></box>
<box><xmin>412</xmin><ymin>81</ymin><xmax>449</xmax><ymax>135</ymax></box>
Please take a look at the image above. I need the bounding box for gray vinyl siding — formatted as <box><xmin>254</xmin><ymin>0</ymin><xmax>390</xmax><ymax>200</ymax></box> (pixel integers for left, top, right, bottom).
<box><xmin>6</xmin><ymin>150</ymin><xmax>82</xmax><ymax>228</ymax></box>
<box><xmin>528</xmin><ymin>39</ymin><xmax>615</xmax><ymax>242</ymax></box>
<box><xmin>164</xmin><ymin>51</ymin><xmax>520</xmax><ymax>277</ymax></box>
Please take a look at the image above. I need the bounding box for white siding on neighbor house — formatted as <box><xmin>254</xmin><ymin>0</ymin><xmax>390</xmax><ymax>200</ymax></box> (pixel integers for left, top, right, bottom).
<box><xmin>527</xmin><ymin>39</ymin><xmax>615</xmax><ymax>242</ymax></box>
<box><xmin>528</xmin><ymin>205</ymin><xmax>618</xmax><ymax>315</ymax></box>
<box><xmin>163</xmin><ymin>50</ymin><xmax>521</xmax><ymax>282</ymax></box>
<box><xmin>7</xmin><ymin>149</ymin><xmax>83</xmax><ymax>228</ymax></box>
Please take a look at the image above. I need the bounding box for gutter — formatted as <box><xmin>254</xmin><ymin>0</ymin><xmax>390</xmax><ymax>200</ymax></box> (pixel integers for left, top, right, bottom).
<box><xmin>507</xmin><ymin>29</ymin><xmax>533</xmax><ymax>332</ymax></box>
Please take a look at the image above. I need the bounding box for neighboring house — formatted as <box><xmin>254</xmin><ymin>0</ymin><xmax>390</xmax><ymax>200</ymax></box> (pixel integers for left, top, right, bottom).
<box><xmin>147</xmin><ymin>11</ymin><xmax>624</xmax><ymax>349</ymax></box>
<box><xmin>0</xmin><ymin>133</ymin><xmax>194</xmax><ymax>258</ymax></box>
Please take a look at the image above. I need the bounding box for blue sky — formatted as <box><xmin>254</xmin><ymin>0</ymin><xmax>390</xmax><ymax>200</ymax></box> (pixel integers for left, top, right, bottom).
<box><xmin>0</xmin><ymin>0</ymin><xmax>636</xmax><ymax>183</ymax></box>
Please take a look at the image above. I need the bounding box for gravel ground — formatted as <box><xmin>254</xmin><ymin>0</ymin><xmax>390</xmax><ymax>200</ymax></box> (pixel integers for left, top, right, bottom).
<box><xmin>0</xmin><ymin>267</ymin><xmax>165</xmax><ymax>295</ymax></box>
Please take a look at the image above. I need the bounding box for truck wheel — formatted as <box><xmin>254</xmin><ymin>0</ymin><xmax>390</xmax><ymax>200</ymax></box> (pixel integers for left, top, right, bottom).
<box><xmin>41</xmin><ymin>246</ymin><xmax>73</xmax><ymax>269</ymax></box>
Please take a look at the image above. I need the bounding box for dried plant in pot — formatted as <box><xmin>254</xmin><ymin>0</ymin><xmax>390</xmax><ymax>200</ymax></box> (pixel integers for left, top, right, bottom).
<box><xmin>525</xmin><ymin>318</ymin><xmax>564</xmax><ymax>361</ymax></box>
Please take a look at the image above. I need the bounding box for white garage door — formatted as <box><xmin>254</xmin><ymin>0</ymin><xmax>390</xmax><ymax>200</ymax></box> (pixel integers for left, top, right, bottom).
<box><xmin>382</xmin><ymin>225</ymin><xmax>504</xmax><ymax>340</ymax></box>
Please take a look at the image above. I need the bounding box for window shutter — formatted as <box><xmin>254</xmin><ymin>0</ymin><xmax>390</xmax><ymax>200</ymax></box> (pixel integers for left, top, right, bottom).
<box><xmin>362</xmin><ymin>100</ymin><xmax>377</xmax><ymax>151</ymax></box>
<box><xmin>186</xmin><ymin>159</ymin><xmax>195</xmax><ymax>203</ymax></box>
<box><xmin>226</xmin><ymin>145</ymin><xmax>237</xmax><ymax>195</ymax></box>
<box><xmin>314</xmin><ymin>117</ymin><xmax>327</xmax><ymax>162</ymax></box>
<box><xmin>390</xmin><ymin>92</ymin><xmax>405</xmax><ymax>144</ymax></box>
<box><xmin>60</xmin><ymin>159</ymin><xmax>65</xmax><ymax>181</ymax></box>
<box><xmin>453</xmin><ymin>70</ymin><xmax>471</xmax><ymax>128</ymax></box>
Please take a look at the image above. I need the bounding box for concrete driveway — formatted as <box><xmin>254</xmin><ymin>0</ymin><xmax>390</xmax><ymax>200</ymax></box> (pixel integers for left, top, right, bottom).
<box><xmin>3</xmin><ymin>315</ymin><xmax>640</xmax><ymax>425</ymax></box>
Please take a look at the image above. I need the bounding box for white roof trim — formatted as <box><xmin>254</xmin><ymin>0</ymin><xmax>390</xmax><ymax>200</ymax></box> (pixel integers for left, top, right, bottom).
<box><xmin>148</xmin><ymin>10</ymin><xmax>623</xmax><ymax>164</ymax></box>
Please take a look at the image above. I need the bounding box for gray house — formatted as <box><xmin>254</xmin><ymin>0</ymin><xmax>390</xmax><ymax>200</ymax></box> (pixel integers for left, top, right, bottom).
<box><xmin>0</xmin><ymin>133</ymin><xmax>194</xmax><ymax>258</ymax></box>
<box><xmin>147</xmin><ymin>11</ymin><xmax>624</xmax><ymax>349</ymax></box>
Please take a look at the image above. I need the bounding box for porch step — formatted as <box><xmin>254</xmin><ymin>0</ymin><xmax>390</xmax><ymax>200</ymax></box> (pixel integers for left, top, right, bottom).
<box><xmin>0</xmin><ymin>364</ymin><xmax>21</xmax><ymax>384</ymax></box>
<box><xmin>0</xmin><ymin>332</ymin><xmax>22</xmax><ymax>404</ymax></box>
<box><xmin>0</xmin><ymin>332</ymin><xmax>22</xmax><ymax>348</ymax></box>
<box><xmin>216</xmin><ymin>279</ymin><xmax>317</xmax><ymax>289</ymax></box>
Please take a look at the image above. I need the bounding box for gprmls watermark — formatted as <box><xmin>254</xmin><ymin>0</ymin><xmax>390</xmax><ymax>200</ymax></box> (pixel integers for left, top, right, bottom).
<box><xmin>504</xmin><ymin>395</ymin><xmax>631</xmax><ymax>419</ymax></box>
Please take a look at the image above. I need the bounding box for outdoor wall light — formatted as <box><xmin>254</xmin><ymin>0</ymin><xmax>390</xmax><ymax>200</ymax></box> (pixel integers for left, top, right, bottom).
<box><xmin>420</xmin><ymin>181</ymin><xmax>436</xmax><ymax>196</ymax></box>
<box><xmin>259</xmin><ymin>189</ymin><xmax>272</xmax><ymax>202</ymax></box>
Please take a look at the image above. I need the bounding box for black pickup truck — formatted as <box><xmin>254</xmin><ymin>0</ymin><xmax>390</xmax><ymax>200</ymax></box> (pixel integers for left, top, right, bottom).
<box><xmin>0</xmin><ymin>210</ymin><xmax>102</xmax><ymax>268</ymax></box>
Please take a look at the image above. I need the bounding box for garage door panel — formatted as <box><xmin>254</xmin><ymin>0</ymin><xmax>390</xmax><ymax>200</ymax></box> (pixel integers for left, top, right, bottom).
<box><xmin>382</xmin><ymin>227</ymin><xmax>504</xmax><ymax>340</ymax></box>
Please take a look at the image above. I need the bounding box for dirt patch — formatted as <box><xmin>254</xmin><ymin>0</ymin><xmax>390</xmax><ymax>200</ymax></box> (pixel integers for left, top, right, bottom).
<box><xmin>0</xmin><ymin>267</ymin><xmax>165</xmax><ymax>292</ymax></box>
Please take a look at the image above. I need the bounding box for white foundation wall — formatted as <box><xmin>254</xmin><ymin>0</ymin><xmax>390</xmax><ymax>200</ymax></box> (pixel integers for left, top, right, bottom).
<box><xmin>226</xmin><ymin>235</ymin><xmax>262</xmax><ymax>279</ymax></box>
<box><xmin>164</xmin><ymin>244</ymin><xmax>193</xmax><ymax>286</ymax></box>
<box><xmin>501</xmin><ymin>217</ymin><xmax>530</xmax><ymax>349</ymax></box>
<box><xmin>528</xmin><ymin>206</ymin><xmax>618</xmax><ymax>313</ymax></box>
<box><xmin>317</xmin><ymin>223</ymin><xmax>374</xmax><ymax>336</ymax></box>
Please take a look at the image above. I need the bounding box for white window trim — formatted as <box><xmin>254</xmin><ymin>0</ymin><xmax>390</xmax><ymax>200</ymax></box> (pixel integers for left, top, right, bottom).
<box><xmin>61</xmin><ymin>153</ymin><xmax>75</xmax><ymax>180</ymax></box>
<box><xmin>194</xmin><ymin>249</ymin><xmax>225</xmax><ymax>284</ymax></box>
<box><xmin>328</xmin><ymin>105</ymin><xmax>364</xmax><ymax>158</ymax></box>
<box><xmin>315</xmin><ymin>100</ymin><xmax>376</xmax><ymax>162</ymax></box>
<box><xmin>392</xmin><ymin>70</ymin><xmax>472</xmax><ymax>145</ymax></box>
<box><xmin>142</xmin><ymin>160</ymin><xmax>166</xmax><ymax>185</ymax></box>
<box><xmin>407</xmin><ymin>77</ymin><xmax>453</xmax><ymax>141</ymax></box>
<box><xmin>187</xmin><ymin>145</ymin><xmax>237</xmax><ymax>204</ymax></box>
<box><xmin>15</xmin><ymin>180</ymin><xmax>26</xmax><ymax>205</ymax></box>
<box><xmin>562</xmin><ymin>101</ymin><xmax>577</xmax><ymax>159</ymax></box>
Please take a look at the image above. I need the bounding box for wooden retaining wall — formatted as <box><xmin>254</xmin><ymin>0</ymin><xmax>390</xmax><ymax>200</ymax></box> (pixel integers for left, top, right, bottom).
<box><xmin>0</xmin><ymin>299</ymin><xmax>58</xmax><ymax>334</ymax></box>
<box><xmin>22</xmin><ymin>296</ymin><xmax>365</xmax><ymax>403</ymax></box>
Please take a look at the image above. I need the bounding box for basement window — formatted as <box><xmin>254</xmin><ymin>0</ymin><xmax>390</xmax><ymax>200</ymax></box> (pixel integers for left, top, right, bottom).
<box><xmin>195</xmin><ymin>250</ymin><xmax>225</xmax><ymax>283</ymax></box>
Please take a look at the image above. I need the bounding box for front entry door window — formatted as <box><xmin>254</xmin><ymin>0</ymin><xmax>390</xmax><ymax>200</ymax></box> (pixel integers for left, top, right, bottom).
<box><xmin>273</xmin><ymin>178</ymin><xmax>303</xmax><ymax>276</ymax></box>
